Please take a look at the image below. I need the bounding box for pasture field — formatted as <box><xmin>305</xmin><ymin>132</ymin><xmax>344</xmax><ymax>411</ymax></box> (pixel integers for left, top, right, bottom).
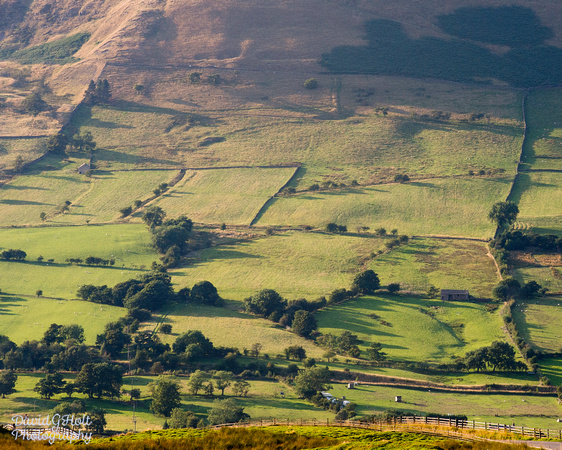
<box><xmin>524</xmin><ymin>88</ymin><xmax>562</xmax><ymax>159</ymax></box>
<box><xmin>315</xmin><ymin>294</ymin><xmax>505</xmax><ymax>363</ymax></box>
<box><xmin>326</xmin><ymin>383</ymin><xmax>562</xmax><ymax>429</ymax></box>
<box><xmin>0</xmin><ymin>296</ymin><xmax>125</xmax><ymax>345</ymax></box>
<box><xmin>0</xmin><ymin>155</ymin><xmax>92</xmax><ymax>226</ymax></box>
<box><xmin>76</xmin><ymin>101</ymin><xmax>522</xmax><ymax>186</ymax></box>
<box><xmin>0</xmin><ymin>138</ymin><xmax>48</xmax><ymax>173</ymax></box>
<box><xmin>177</xmin><ymin>379</ymin><xmax>333</xmax><ymax>423</ymax></box>
<box><xmin>54</xmin><ymin>170</ymin><xmax>178</xmax><ymax>225</ymax></box>
<box><xmin>327</xmin><ymin>364</ymin><xmax>538</xmax><ymax>387</ymax></box>
<box><xmin>170</xmin><ymin>230</ymin><xmax>380</xmax><ymax>301</ymax></box>
<box><xmin>1</xmin><ymin>373</ymin><xmax>552</xmax><ymax>434</ymax></box>
<box><xmin>511</xmin><ymin>250</ymin><xmax>562</xmax><ymax>294</ymax></box>
<box><xmin>368</xmin><ymin>238</ymin><xmax>498</xmax><ymax>297</ymax></box>
<box><xmin>0</xmin><ymin>224</ymin><xmax>157</xmax><ymax>298</ymax></box>
<box><xmin>509</xmin><ymin>172</ymin><xmax>562</xmax><ymax>235</ymax></box>
<box><xmin>0</xmin><ymin>374</ymin><xmax>164</xmax><ymax>431</ymax></box>
<box><xmin>150</xmin><ymin>167</ymin><xmax>297</xmax><ymax>225</ymax></box>
<box><xmin>256</xmin><ymin>177</ymin><xmax>511</xmax><ymax>238</ymax></box>
<box><xmin>0</xmin><ymin>374</ymin><xmax>331</xmax><ymax>431</ymax></box>
<box><xmin>539</xmin><ymin>358</ymin><xmax>562</xmax><ymax>386</ymax></box>
<box><xmin>147</xmin><ymin>303</ymin><xmax>324</xmax><ymax>358</ymax></box>
<box><xmin>511</xmin><ymin>297</ymin><xmax>562</xmax><ymax>353</ymax></box>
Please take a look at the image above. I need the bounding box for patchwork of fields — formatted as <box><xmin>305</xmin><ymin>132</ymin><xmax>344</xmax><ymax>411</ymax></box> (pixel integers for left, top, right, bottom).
<box><xmin>1</xmin><ymin>17</ymin><xmax>562</xmax><ymax>433</ymax></box>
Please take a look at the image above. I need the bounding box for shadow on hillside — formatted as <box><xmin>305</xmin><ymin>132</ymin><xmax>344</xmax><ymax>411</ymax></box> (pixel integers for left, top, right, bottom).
<box><xmin>0</xmin><ymin>184</ymin><xmax>49</xmax><ymax>191</ymax></box>
<box><xmin>109</xmin><ymin>100</ymin><xmax>186</xmax><ymax>116</ymax></box>
<box><xmin>508</xmin><ymin>173</ymin><xmax>556</xmax><ymax>204</ymax></box>
<box><xmin>87</xmin><ymin>118</ymin><xmax>134</xmax><ymax>129</ymax></box>
<box><xmin>95</xmin><ymin>148</ymin><xmax>181</xmax><ymax>167</ymax></box>
<box><xmin>0</xmin><ymin>199</ymin><xmax>51</xmax><ymax>206</ymax></box>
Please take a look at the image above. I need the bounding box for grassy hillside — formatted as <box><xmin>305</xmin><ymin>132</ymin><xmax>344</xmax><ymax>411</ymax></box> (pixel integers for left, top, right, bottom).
<box><xmin>170</xmin><ymin>230</ymin><xmax>378</xmax><ymax>301</ymax></box>
<box><xmin>327</xmin><ymin>383</ymin><xmax>562</xmax><ymax>429</ymax></box>
<box><xmin>146</xmin><ymin>303</ymin><xmax>324</xmax><ymax>358</ymax></box>
<box><xmin>150</xmin><ymin>167</ymin><xmax>297</xmax><ymax>225</ymax></box>
<box><xmin>511</xmin><ymin>297</ymin><xmax>562</xmax><ymax>353</ymax></box>
<box><xmin>315</xmin><ymin>295</ymin><xmax>505</xmax><ymax>363</ymax></box>
<box><xmin>0</xmin><ymin>295</ymin><xmax>126</xmax><ymax>345</ymax></box>
<box><xmin>369</xmin><ymin>238</ymin><xmax>498</xmax><ymax>297</ymax></box>
<box><xmin>0</xmin><ymin>155</ymin><xmax>91</xmax><ymax>226</ymax></box>
<box><xmin>510</xmin><ymin>172</ymin><xmax>562</xmax><ymax>235</ymax></box>
<box><xmin>54</xmin><ymin>170</ymin><xmax>178</xmax><ymax>225</ymax></box>
<box><xmin>0</xmin><ymin>224</ymin><xmax>157</xmax><ymax>298</ymax></box>
<box><xmin>257</xmin><ymin>177</ymin><xmax>511</xmax><ymax>238</ymax></box>
<box><xmin>75</xmin><ymin>102</ymin><xmax>521</xmax><ymax>186</ymax></box>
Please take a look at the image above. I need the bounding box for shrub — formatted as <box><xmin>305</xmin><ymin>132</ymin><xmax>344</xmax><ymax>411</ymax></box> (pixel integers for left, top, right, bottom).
<box><xmin>303</xmin><ymin>78</ymin><xmax>318</xmax><ymax>89</ymax></box>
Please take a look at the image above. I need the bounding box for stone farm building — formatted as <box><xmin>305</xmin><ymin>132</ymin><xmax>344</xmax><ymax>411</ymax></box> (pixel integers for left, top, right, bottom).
<box><xmin>77</xmin><ymin>163</ymin><xmax>90</xmax><ymax>174</ymax></box>
<box><xmin>440</xmin><ymin>289</ymin><xmax>469</xmax><ymax>301</ymax></box>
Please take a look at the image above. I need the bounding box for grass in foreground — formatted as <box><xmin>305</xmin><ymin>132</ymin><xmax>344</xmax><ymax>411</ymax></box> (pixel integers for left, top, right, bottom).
<box><xmin>316</xmin><ymin>294</ymin><xmax>505</xmax><ymax>363</ymax></box>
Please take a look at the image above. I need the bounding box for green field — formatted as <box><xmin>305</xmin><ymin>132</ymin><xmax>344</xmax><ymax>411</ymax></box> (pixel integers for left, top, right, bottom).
<box><xmin>510</xmin><ymin>172</ymin><xmax>562</xmax><ymax>235</ymax></box>
<box><xmin>316</xmin><ymin>295</ymin><xmax>505</xmax><ymax>363</ymax></box>
<box><xmin>539</xmin><ymin>358</ymin><xmax>562</xmax><ymax>386</ymax></box>
<box><xmin>0</xmin><ymin>224</ymin><xmax>158</xmax><ymax>298</ymax></box>
<box><xmin>0</xmin><ymin>296</ymin><xmax>126</xmax><ymax>345</ymax></box>
<box><xmin>369</xmin><ymin>238</ymin><xmax>498</xmax><ymax>297</ymax></box>
<box><xmin>257</xmin><ymin>177</ymin><xmax>512</xmax><ymax>238</ymax></box>
<box><xmin>170</xmin><ymin>230</ymin><xmax>379</xmax><ymax>301</ymax></box>
<box><xmin>147</xmin><ymin>303</ymin><xmax>324</xmax><ymax>358</ymax></box>
<box><xmin>0</xmin><ymin>155</ymin><xmax>92</xmax><ymax>226</ymax></box>
<box><xmin>53</xmin><ymin>170</ymin><xmax>178</xmax><ymax>225</ymax></box>
<box><xmin>327</xmin><ymin>383</ymin><xmax>562</xmax><ymax>429</ymax></box>
<box><xmin>150</xmin><ymin>167</ymin><xmax>297</xmax><ymax>225</ymax></box>
<box><xmin>514</xmin><ymin>264</ymin><xmax>562</xmax><ymax>295</ymax></box>
<box><xmin>0</xmin><ymin>374</ymin><xmax>332</xmax><ymax>431</ymax></box>
<box><xmin>511</xmin><ymin>297</ymin><xmax>562</xmax><ymax>353</ymax></box>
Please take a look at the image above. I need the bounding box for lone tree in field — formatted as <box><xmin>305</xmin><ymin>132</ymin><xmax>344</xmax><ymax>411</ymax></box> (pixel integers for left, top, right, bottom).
<box><xmin>488</xmin><ymin>201</ymin><xmax>519</xmax><ymax>229</ymax></box>
<box><xmin>150</xmin><ymin>378</ymin><xmax>182</xmax><ymax>417</ymax></box>
<box><xmin>351</xmin><ymin>270</ymin><xmax>380</xmax><ymax>294</ymax></box>
<box><xmin>0</xmin><ymin>370</ymin><xmax>17</xmax><ymax>398</ymax></box>
<box><xmin>142</xmin><ymin>206</ymin><xmax>166</xmax><ymax>229</ymax></box>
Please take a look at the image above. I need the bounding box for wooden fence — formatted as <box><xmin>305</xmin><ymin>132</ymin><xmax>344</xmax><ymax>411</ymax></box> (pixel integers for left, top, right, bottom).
<box><xmin>207</xmin><ymin>416</ymin><xmax>562</xmax><ymax>441</ymax></box>
<box><xmin>3</xmin><ymin>416</ymin><xmax>561</xmax><ymax>442</ymax></box>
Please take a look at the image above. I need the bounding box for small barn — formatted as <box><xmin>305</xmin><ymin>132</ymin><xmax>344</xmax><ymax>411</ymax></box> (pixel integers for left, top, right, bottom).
<box><xmin>440</xmin><ymin>289</ymin><xmax>469</xmax><ymax>301</ymax></box>
<box><xmin>77</xmin><ymin>163</ymin><xmax>90</xmax><ymax>174</ymax></box>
